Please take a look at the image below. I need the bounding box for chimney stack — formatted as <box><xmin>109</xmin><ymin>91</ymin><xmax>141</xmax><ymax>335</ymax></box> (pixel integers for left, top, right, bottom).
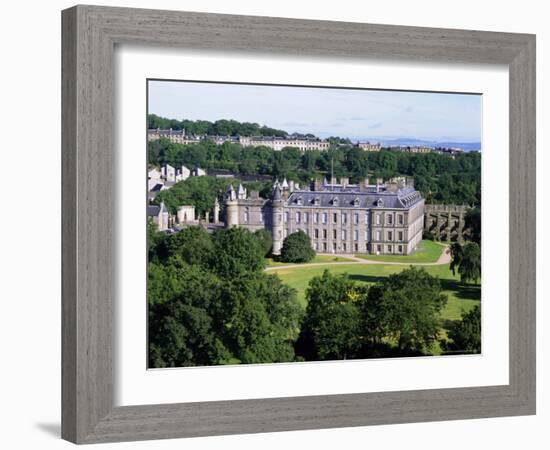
<box><xmin>341</xmin><ymin>177</ymin><xmax>349</xmax><ymax>187</ymax></box>
<box><xmin>313</xmin><ymin>178</ymin><xmax>322</xmax><ymax>191</ymax></box>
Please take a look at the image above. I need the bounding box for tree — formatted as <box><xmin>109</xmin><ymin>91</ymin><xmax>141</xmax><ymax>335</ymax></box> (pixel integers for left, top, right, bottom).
<box><xmin>464</xmin><ymin>208</ymin><xmax>481</xmax><ymax>244</ymax></box>
<box><xmin>165</xmin><ymin>225</ymin><xmax>214</xmax><ymax>267</ymax></box>
<box><xmin>446</xmin><ymin>306</ymin><xmax>481</xmax><ymax>353</ymax></box>
<box><xmin>459</xmin><ymin>242</ymin><xmax>481</xmax><ymax>283</ymax></box>
<box><xmin>254</xmin><ymin>229</ymin><xmax>273</xmax><ymax>257</ymax></box>
<box><xmin>280</xmin><ymin>230</ymin><xmax>315</xmax><ymax>263</ymax></box>
<box><xmin>217</xmin><ymin>273</ymin><xmax>301</xmax><ymax>364</ymax></box>
<box><xmin>449</xmin><ymin>242</ymin><xmax>464</xmax><ymax>277</ymax></box>
<box><xmin>210</xmin><ymin>227</ymin><xmax>266</xmax><ymax>277</ymax></box>
<box><xmin>450</xmin><ymin>242</ymin><xmax>481</xmax><ymax>284</ymax></box>
<box><xmin>148</xmin><ymin>265</ymin><xmax>228</xmax><ymax>367</ymax></box>
<box><xmin>363</xmin><ymin>267</ymin><xmax>447</xmax><ymax>353</ymax></box>
<box><xmin>296</xmin><ymin>271</ymin><xmax>366</xmax><ymax>360</ymax></box>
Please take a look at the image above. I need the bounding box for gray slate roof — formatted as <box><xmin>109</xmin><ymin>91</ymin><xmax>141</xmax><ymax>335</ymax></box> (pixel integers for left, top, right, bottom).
<box><xmin>147</xmin><ymin>205</ymin><xmax>160</xmax><ymax>217</ymax></box>
<box><xmin>286</xmin><ymin>186</ymin><xmax>422</xmax><ymax>209</ymax></box>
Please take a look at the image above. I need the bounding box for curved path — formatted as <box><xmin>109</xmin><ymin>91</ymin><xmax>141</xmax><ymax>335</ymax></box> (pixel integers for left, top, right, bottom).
<box><xmin>265</xmin><ymin>245</ymin><xmax>450</xmax><ymax>272</ymax></box>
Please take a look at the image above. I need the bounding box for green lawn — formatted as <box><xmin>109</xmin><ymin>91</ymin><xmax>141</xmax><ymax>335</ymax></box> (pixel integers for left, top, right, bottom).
<box><xmin>354</xmin><ymin>240</ymin><xmax>446</xmax><ymax>264</ymax></box>
<box><xmin>269</xmin><ymin>262</ymin><xmax>480</xmax><ymax>323</ymax></box>
<box><xmin>265</xmin><ymin>254</ymin><xmax>356</xmax><ymax>267</ymax></box>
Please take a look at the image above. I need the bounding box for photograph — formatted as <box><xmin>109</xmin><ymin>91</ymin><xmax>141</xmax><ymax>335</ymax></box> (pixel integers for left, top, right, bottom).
<box><xmin>146</xmin><ymin>80</ymin><xmax>482</xmax><ymax>368</ymax></box>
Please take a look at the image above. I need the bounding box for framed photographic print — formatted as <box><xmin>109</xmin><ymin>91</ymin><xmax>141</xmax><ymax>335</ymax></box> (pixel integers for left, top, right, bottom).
<box><xmin>62</xmin><ymin>5</ymin><xmax>536</xmax><ymax>444</ymax></box>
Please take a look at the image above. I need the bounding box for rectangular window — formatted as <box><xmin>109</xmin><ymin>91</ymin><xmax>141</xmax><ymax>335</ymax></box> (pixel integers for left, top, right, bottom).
<box><xmin>333</xmin><ymin>229</ymin><xmax>337</xmax><ymax>239</ymax></box>
<box><xmin>322</xmin><ymin>213</ymin><xmax>328</xmax><ymax>224</ymax></box>
<box><xmin>296</xmin><ymin>212</ymin><xmax>301</xmax><ymax>223</ymax></box>
<box><xmin>343</xmin><ymin>243</ymin><xmax>347</xmax><ymax>252</ymax></box>
<box><xmin>244</xmin><ymin>211</ymin><xmax>249</xmax><ymax>223</ymax></box>
<box><xmin>388</xmin><ymin>231</ymin><xmax>393</xmax><ymax>241</ymax></box>
<box><xmin>314</xmin><ymin>213</ymin><xmax>319</xmax><ymax>223</ymax></box>
<box><xmin>387</xmin><ymin>214</ymin><xmax>393</xmax><ymax>225</ymax></box>
<box><xmin>354</xmin><ymin>243</ymin><xmax>358</xmax><ymax>252</ymax></box>
<box><xmin>284</xmin><ymin>212</ymin><xmax>289</xmax><ymax>223</ymax></box>
<box><xmin>284</xmin><ymin>229</ymin><xmax>288</xmax><ymax>237</ymax></box>
<box><xmin>304</xmin><ymin>212</ymin><xmax>309</xmax><ymax>223</ymax></box>
<box><xmin>398</xmin><ymin>245</ymin><xmax>403</xmax><ymax>253</ymax></box>
<box><xmin>376</xmin><ymin>214</ymin><xmax>381</xmax><ymax>225</ymax></box>
<box><xmin>342</xmin><ymin>229</ymin><xmax>347</xmax><ymax>240</ymax></box>
<box><xmin>354</xmin><ymin>230</ymin><xmax>358</xmax><ymax>241</ymax></box>
<box><xmin>365</xmin><ymin>230</ymin><xmax>369</xmax><ymax>241</ymax></box>
<box><xmin>377</xmin><ymin>244</ymin><xmax>382</xmax><ymax>253</ymax></box>
<box><xmin>333</xmin><ymin>242</ymin><xmax>337</xmax><ymax>251</ymax></box>
<box><xmin>387</xmin><ymin>245</ymin><xmax>392</xmax><ymax>253</ymax></box>
<box><xmin>398</xmin><ymin>214</ymin><xmax>404</xmax><ymax>225</ymax></box>
<box><xmin>398</xmin><ymin>231</ymin><xmax>403</xmax><ymax>241</ymax></box>
<box><xmin>365</xmin><ymin>213</ymin><xmax>370</xmax><ymax>225</ymax></box>
<box><xmin>323</xmin><ymin>229</ymin><xmax>327</xmax><ymax>239</ymax></box>
<box><xmin>354</xmin><ymin>213</ymin><xmax>359</xmax><ymax>224</ymax></box>
<box><xmin>315</xmin><ymin>229</ymin><xmax>319</xmax><ymax>238</ymax></box>
<box><xmin>333</xmin><ymin>213</ymin><xmax>338</xmax><ymax>224</ymax></box>
<box><xmin>341</xmin><ymin>213</ymin><xmax>347</xmax><ymax>224</ymax></box>
<box><xmin>376</xmin><ymin>230</ymin><xmax>381</xmax><ymax>241</ymax></box>
<box><xmin>323</xmin><ymin>242</ymin><xmax>327</xmax><ymax>251</ymax></box>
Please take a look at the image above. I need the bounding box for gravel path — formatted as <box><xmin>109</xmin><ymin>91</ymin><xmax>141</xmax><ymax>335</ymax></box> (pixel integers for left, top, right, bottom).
<box><xmin>265</xmin><ymin>245</ymin><xmax>450</xmax><ymax>272</ymax></box>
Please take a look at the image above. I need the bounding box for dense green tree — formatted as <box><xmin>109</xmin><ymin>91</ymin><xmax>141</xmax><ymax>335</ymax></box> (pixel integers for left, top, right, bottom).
<box><xmin>210</xmin><ymin>227</ymin><xmax>266</xmax><ymax>277</ymax></box>
<box><xmin>449</xmin><ymin>242</ymin><xmax>464</xmax><ymax>277</ymax></box>
<box><xmin>217</xmin><ymin>273</ymin><xmax>301</xmax><ymax>364</ymax></box>
<box><xmin>464</xmin><ymin>208</ymin><xmax>481</xmax><ymax>244</ymax></box>
<box><xmin>280</xmin><ymin>230</ymin><xmax>315</xmax><ymax>263</ymax></box>
<box><xmin>148</xmin><ymin>117</ymin><xmax>481</xmax><ymax>206</ymax></box>
<box><xmin>363</xmin><ymin>267</ymin><xmax>447</xmax><ymax>352</ymax></box>
<box><xmin>165</xmin><ymin>226</ymin><xmax>214</xmax><ymax>267</ymax></box>
<box><xmin>446</xmin><ymin>305</ymin><xmax>481</xmax><ymax>353</ymax></box>
<box><xmin>450</xmin><ymin>241</ymin><xmax>481</xmax><ymax>284</ymax></box>
<box><xmin>459</xmin><ymin>242</ymin><xmax>481</xmax><ymax>283</ymax></box>
<box><xmin>254</xmin><ymin>229</ymin><xmax>273</xmax><ymax>257</ymax></box>
<box><xmin>297</xmin><ymin>271</ymin><xmax>366</xmax><ymax>360</ymax></box>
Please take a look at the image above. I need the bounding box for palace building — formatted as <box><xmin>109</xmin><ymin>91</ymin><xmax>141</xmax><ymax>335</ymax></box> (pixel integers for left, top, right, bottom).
<box><xmin>225</xmin><ymin>176</ymin><xmax>424</xmax><ymax>255</ymax></box>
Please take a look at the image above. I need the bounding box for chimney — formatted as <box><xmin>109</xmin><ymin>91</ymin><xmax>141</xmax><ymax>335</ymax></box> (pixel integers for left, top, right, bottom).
<box><xmin>341</xmin><ymin>177</ymin><xmax>349</xmax><ymax>187</ymax></box>
<box><xmin>331</xmin><ymin>176</ymin><xmax>337</xmax><ymax>186</ymax></box>
<box><xmin>289</xmin><ymin>180</ymin><xmax>295</xmax><ymax>192</ymax></box>
<box><xmin>313</xmin><ymin>178</ymin><xmax>322</xmax><ymax>191</ymax></box>
<box><xmin>376</xmin><ymin>177</ymin><xmax>383</xmax><ymax>193</ymax></box>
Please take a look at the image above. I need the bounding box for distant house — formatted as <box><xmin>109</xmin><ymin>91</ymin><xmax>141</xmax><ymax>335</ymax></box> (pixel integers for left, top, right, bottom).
<box><xmin>148</xmin><ymin>202</ymin><xmax>169</xmax><ymax>231</ymax></box>
<box><xmin>357</xmin><ymin>141</ymin><xmax>381</xmax><ymax>152</ymax></box>
<box><xmin>176</xmin><ymin>205</ymin><xmax>196</xmax><ymax>224</ymax></box>
<box><xmin>192</xmin><ymin>167</ymin><xmax>206</xmax><ymax>177</ymax></box>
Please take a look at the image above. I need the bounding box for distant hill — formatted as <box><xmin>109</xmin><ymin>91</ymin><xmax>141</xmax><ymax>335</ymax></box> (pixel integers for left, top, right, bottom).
<box><xmin>376</xmin><ymin>138</ymin><xmax>481</xmax><ymax>152</ymax></box>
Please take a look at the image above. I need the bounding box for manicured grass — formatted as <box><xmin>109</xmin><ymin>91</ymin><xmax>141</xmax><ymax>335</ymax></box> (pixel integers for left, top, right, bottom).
<box><xmin>354</xmin><ymin>239</ymin><xmax>446</xmax><ymax>264</ymax></box>
<box><xmin>265</xmin><ymin>254</ymin><xmax>356</xmax><ymax>267</ymax></box>
<box><xmin>269</xmin><ymin>263</ymin><xmax>480</xmax><ymax>324</ymax></box>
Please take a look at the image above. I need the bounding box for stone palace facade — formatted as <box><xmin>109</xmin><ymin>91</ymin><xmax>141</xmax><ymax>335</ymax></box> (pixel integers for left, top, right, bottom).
<box><xmin>225</xmin><ymin>177</ymin><xmax>424</xmax><ymax>255</ymax></box>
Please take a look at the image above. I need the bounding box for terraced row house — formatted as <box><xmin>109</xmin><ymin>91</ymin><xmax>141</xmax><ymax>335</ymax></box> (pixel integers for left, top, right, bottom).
<box><xmin>225</xmin><ymin>176</ymin><xmax>424</xmax><ymax>255</ymax></box>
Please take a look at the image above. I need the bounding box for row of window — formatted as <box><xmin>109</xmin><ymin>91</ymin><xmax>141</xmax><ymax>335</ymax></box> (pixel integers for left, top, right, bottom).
<box><xmin>284</xmin><ymin>211</ymin><xmax>405</xmax><ymax>226</ymax></box>
<box><xmin>284</xmin><ymin>228</ymin><xmax>405</xmax><ymax>242</ymax></box>
<box><xmin>312</xmin><ymin>242</ymin><xmax>405</xmax><ymax>254</ymax></box>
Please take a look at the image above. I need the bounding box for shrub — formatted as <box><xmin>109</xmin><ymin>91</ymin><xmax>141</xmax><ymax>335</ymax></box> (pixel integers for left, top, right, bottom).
<box><xmin>280</xmin><ymin>230</ymin><xmax>315</xmax><ymax>263</ymax></box>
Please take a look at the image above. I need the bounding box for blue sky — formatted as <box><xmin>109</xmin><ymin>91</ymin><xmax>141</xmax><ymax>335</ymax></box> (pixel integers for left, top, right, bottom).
<box><xmin>148</xmin><ymin>80</ymin><xmax>481</xmax><ymax>143</ymax></box>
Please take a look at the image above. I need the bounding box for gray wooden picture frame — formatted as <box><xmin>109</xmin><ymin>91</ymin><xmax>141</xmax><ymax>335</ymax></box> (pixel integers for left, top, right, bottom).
<box><xmin>61</xmin><ymin>4</ymin><xmax>536</xmax><ymax>444</ymax></box>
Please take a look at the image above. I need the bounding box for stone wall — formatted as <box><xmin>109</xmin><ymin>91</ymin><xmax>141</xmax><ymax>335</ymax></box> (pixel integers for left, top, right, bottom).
<box><xmin>424</xmin><ymin>204</ymin><xmax>470</xmax><ymax>242</ymax></box>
